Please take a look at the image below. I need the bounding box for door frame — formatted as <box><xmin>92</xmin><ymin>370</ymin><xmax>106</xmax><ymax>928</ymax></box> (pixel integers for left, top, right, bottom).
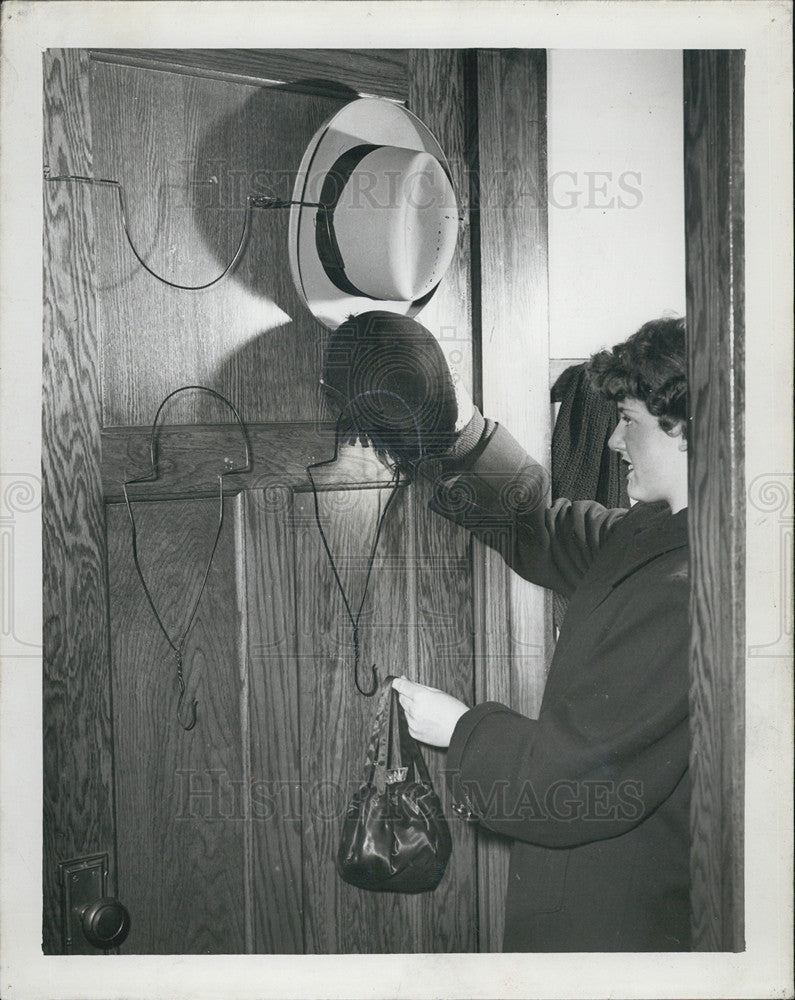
<box><xmin>683</xmin><ymin>48</ymin><xmax>746</xmax><ymax>952</ymax></box>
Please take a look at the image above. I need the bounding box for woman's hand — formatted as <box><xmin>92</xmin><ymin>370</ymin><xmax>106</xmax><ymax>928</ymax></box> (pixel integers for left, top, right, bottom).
<box><xmin>392</xmin><ymin>676</ymin><xmax>469</xmax><ymax>748</ymax></box>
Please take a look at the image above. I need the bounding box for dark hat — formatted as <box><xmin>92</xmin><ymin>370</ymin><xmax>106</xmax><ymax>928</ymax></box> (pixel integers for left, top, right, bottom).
<box><xmin>321</xmin><ymin>311</ymin><xmax>458</xmax><ymax>465</ymax></box>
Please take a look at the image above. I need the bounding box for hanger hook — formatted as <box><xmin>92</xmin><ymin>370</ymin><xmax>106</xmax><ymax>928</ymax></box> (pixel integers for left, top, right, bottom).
<box><xmin>353</xmin><ymin>664</ymin><xmax>378</xmax><ymax>698</ymax></box>
<box><xmin>352</xmin><ymin>624</ymin><xmax>378</xmax><ymax>697</ymax></box>
<box><xmin>177</xmin><ymin>686</ymin><xmax>198</xmax><ymax>732</ymax></box>
<box><xmin>355</xmin><ymin>663</ymin><xmax>379</xmax><ymax>698</ymax></box>
<box><xmin>175</xmin><ymin>660</ymin><xmax>198</xmax><ymax>731</ymax></box>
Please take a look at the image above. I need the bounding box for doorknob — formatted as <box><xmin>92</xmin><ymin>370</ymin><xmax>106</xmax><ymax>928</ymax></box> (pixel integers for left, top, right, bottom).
<box><xmin>58</xmin><ymin>853</ymin><xmax>131</xmax><ymax>953</ymax></box>
<box><xmin>78</xmin><ymin>897</ymin><xmax>131</xmax><ymax>949</ymax></box>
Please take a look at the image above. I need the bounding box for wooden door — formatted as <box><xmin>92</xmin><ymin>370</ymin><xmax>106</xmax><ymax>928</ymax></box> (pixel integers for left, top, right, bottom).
<box><xmin>43</xmin><ymin>47</ymin><xmax>486</xmax><ymax>954</ymax></box>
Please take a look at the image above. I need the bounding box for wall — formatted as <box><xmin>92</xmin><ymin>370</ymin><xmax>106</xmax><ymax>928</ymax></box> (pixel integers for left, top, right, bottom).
<box><xmin>547</xmin><ymin>49</ymin><xmax>686</xmax><ymax>360</ymax></box>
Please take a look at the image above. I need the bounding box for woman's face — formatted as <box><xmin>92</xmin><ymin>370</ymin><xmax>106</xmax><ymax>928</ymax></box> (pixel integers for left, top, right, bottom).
<box><xmin>608</xmin><ymin>397</ymin><xmax>688</xmax><ymax>513</ymax></box>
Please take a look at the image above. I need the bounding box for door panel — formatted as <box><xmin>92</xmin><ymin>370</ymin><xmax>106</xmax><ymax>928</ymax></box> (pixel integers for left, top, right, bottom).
<box><xmin>293</xmin><ymin>483</ymin><xmax>477</xmax><ymax>953</ymax></box>
<box><xmin>87</xmin><ymin>44</ymin><xmax>483</xmax><ymax>952</ymax></box>
<box><xmin>410</xmin><ymin>478</ymin><xmax>478</xmax><ymax>951</ymax></box>
<box><xmin>295</xmin><ymin>483</ymin><xmax>423</xmax><ymax>954</ymax></box>
<box><xmin>103</xmin><ymin>472</ymin><xmax>478</xmax><ymax>954</ymax></box>
<box><xmin>107</xmin><ymin>496</ymin><xmax>248</xmax><ymax>953</ymax></box>
<box><xmin>241</xmin><ymin>493</ymin><xmax>304</xmax><ymax>954</ymax></box>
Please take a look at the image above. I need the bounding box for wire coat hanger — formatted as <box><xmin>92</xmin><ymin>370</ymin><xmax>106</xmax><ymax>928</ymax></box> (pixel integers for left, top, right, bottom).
<box><xmin>122</xmin><ymin>386</ymin><xmax>252</xmax><ymax>729</ymax></box>
<box><xmin>307</xmin><ymin>390</ymin><xmax>425</xmax><ymax>696</ymax></box>
<box><xmin>44</xmin><ymin>170</ymin><xmax>322</xmax><ymax>290</ymax></box>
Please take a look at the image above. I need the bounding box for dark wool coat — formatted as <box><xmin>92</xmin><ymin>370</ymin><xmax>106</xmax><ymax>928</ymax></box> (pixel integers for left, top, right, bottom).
<box><xmin>429</xmin><ymin>421</ymin><xmax>691</xmax><ymax>952</ymax></box>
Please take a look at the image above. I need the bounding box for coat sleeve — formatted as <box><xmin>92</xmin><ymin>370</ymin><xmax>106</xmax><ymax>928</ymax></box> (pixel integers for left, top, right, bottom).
<box><xmin>445</xmin><ymin>559</ymin><xmax>690</xmax><ymax>847</ymax></box>
<box><xmin>428</xmin><ymin>418</ymin><xmax>626</xmax><ymax>597</ymax></box>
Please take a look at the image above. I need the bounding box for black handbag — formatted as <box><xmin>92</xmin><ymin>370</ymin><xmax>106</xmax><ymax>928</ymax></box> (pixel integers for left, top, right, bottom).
<box><xmin>336</xmin><ymin>676</ymin><xmax>452</xmax><ymax>893</ymax></box>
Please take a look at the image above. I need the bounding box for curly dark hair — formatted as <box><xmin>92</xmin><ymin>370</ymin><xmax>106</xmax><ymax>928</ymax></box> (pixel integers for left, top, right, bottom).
<box><xmin>587</xmin><ymin>316</ymin><xmax>688</xmax><ymax>440</ymax></box>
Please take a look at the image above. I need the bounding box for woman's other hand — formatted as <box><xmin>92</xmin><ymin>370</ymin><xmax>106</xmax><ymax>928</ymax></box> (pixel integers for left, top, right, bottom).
<box><xmin>392</xmin><ymin>676</ymin><xmax>469</xmax><ymax>748</ymax></box>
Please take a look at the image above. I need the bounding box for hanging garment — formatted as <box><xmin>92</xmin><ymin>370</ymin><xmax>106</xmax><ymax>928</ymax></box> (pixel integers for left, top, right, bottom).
<box><xmin>550</xmin><ymin>363</ymin><xmax>630</xmax><ymax>629</ymax></box>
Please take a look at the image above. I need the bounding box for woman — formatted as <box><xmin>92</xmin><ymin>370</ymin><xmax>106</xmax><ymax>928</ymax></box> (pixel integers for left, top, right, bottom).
<box><xmin>394</xmin><ymin>316</ymin><xmax>691</xmax><ymax>952</ymax></box>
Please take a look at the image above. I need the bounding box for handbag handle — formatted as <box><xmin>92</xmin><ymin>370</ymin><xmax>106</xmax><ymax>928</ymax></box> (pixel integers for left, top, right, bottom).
<box><xmin>363</xmin><ymin>676</ymin><xmax>434</xmax><ymax>791</ymax></box>
<box><xmin>362</xmin><ymin>677</ymin><xmax>396</xmax><ymax>785</ymax></box>
<box><xmin>375</xmin><ymin>686</ymin><xmax>405</xmax><ymax>779</ymax></box>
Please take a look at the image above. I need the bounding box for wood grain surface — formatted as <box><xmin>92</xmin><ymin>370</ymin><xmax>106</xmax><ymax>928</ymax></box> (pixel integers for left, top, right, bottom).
<box><xmin>294</xmin><ymin>485</ymin><xmax>415</xmax><ymax>953</ymax></box>
<box><xmin>683</xmin><ymin>49</ymin><xmax>745</xmax><ymax>952</ymax></box>
<box><xmin>476</xmin><ymin>48</ymin><xmax>550</xmax><ymax>717</ymax></box>
<box><xmin>294</xmin><ymin>483</ymin><xmax>477</xmax><ymax>952</ymax></box>
<box><xmin>241</xmin><ymin>494</ymin><xmax>304</xmax><ymax>953</ymax></box>
<box><xmin>107</xmin><ymin>497</ymin><xmax>248</xmax><ymax>953</ymax></box>
<box><xmin>41</xmin><ymin>48</ymin><xmax>116</xmax><ymax>955</ymax></box>
<box><xmin>102</xmin><ymin>422</ymin><xmax>397</xmax><ymax>502</ymax></box>
<box><xmin>92</xmin><ymin>49</ymin><xmax>408</xmax><ymax>102</ymax></box>
<box><xmin>409</xmin><ymin>479</ymin><xmax>478</xmax><ymax>951</ymax></box>
<box><xmin>90</xmin><ymin>58</ymin><xmax>349</xmax><ymax>427</ymax></box>
<box><xmin>470</xmin><ymin>48</ymin><xmax>551</xmax><ymax>952</ymax></box>
<box><xmin>408</xmin><ymin>50</ymin><xmax>473</xmax><ymax>394</ymax></box>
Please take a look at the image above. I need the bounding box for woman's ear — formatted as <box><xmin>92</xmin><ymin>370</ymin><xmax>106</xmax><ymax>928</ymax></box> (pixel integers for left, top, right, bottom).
<box><xmin>667</xmin><ymin>420</ymin><xmax>688</xmax><ymax>451</ymax></box>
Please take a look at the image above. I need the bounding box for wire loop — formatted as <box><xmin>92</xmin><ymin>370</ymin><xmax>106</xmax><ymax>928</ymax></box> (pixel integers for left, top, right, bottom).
<box><xmin>122</xmin><ymin>386</ymin><xmax>251</xmax><ymax>730</ymax></box>
<box><xmin>307</xmin><ymin>390</ymin><xmax>424</xmax><ymax>697</ymax></box>
<box><xmin>45</xmin><ymin>172</ymin><xmax>321</xmax><ymax>290</ymax></box>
